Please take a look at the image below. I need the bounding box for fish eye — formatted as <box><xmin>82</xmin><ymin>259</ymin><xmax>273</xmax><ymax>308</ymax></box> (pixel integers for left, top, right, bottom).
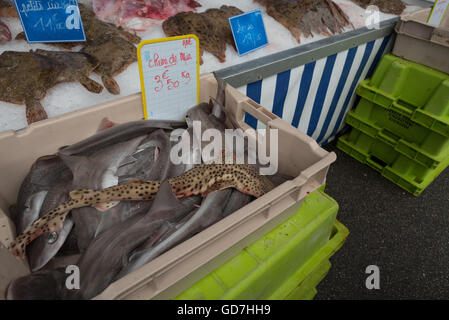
<box><xmin>47</xmin><ymin>232</ymin><xmax>58</xmax><ymax>244</ymax></box>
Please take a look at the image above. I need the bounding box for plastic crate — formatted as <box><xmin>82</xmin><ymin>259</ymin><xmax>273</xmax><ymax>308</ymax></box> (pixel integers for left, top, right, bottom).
<box><xmin>283</xmin><ymin>260</ymin><xmax>331</xmax><ymax>300</ymax></box>
<box><xmin>0</xmin><ymin>73</ymin><xmax>336</xmax><ymax>300</ymax></box>
<box><xmin>393</xmin><ymin>8</ymin><xmax>449</xmax><ymax>75</ymax></box>
<box><xmin>338</xmin><ymin>128</ymin><xmax>449</xmax><ymax>195</ymax></box>
<box><xmin>353</xmin><ymin>54</ymin><xmax>449</xmax><ymax>168</ymax></box>
<box><xmin>270</xmin><ymin>220</ymin><xmax>347</xmax><ymax>300</ymax></box>
<box><xmin>175</xmin><ymin>189</ymin><xmax>348</xmax><ymax>300</ymax></box>
<box><xmin>345</xmin><ymin>107</ymin><xmax>449</xmax><ymax>169</ymax></box>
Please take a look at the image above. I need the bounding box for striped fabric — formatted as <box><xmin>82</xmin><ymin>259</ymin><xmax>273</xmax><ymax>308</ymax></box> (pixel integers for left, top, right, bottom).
<box><xmin>238</xmin><ymin>35</ymin><xmax>394</xmax><ymax>145</ymax></box>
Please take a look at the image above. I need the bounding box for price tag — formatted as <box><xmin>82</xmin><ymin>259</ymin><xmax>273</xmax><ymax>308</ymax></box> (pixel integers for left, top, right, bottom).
<box><xmin>229</xmin><ymin>9</ymin><xmax>269</xmax><ymax>56</ymax></box>
<box><xmin>137</xmin><ymin>35</ymin><xmax>200</xmax><ymax>120</ymax></box>
<box><xmin>427</xmin><ymin>0</ymin><xmax>449</xmax><ymax>26</ymax></box>
<box><xmin>14</xmin><ymin>0</ymin><xmax>86</xmax><ymax>43</ymax></box>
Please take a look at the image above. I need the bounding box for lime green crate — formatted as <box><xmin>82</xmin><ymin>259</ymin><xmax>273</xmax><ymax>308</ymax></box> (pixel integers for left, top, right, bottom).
<box><xmin>270</xmin><ymin>221</ymin><xmax>347</xmax><ymax>300</ymax></box>
<box><xmin>353</xmin><ymin>54</ymin><xmax>449</xmax><ymax>169</ymax></box>
<box><xmin>175</xmin><ymin>189</ymin><xmax>348</xmax><ymax>300</ymax></box>
<box><xmin>337</xmin><ymin>128</ymin><xmax>449</xmax><ymax>195</ymax></box>
<box><xmin>347</xmin><ymin>102</ymin><xmax>449</xmax><ymax>169</ymax></box>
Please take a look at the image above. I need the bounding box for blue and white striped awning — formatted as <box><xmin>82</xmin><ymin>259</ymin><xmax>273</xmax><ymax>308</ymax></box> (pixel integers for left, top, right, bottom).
<box><xmin>237</xmin><ymin>35</ymin><xmax>394</xmax><ymax>145</ymax></box>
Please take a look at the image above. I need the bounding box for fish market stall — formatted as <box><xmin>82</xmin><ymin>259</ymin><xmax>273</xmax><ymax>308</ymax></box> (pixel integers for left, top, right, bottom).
<box><xmin>0</xmin><ymin>0</ymin><xmax>429</xmax><ymax>134</ymax></box>
<box><xmin>0</xmin><ymin>0</ymin><xmax>444</xmax><ymax>301</ymax></box>
<box><xmin>0</xmin><ymin>74</ymin><xmax>336</xmax><ymax>299</ymax></box>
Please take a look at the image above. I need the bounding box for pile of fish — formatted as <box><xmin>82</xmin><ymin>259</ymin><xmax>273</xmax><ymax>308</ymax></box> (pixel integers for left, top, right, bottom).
<box><xmin>0</xmin><ymin>3</ymin><xmax>141</xmax><ymax>124</ymax></box>
<box><xmin>350</xmin><ymin>0</ymin><xmax>405</xmax><ymax>15</ymax></box>
<box><xmin>163</xmin><ymin>5</ymin><xmax>244</xmax><ymax>64</ymax></box>
<box><xmin>6</xmin><ymin>76</ymin><xmax>287</xmax><ymax>299</ymax></box>
<box><xmin>92</xmin><ymin>0</ymin><xmax>201</xmax><ymax>31</ymax></box>
<box><xmin>255</xmin><ymin>0</ymin><xmax>353</xmax><ymax>43</ymax></box>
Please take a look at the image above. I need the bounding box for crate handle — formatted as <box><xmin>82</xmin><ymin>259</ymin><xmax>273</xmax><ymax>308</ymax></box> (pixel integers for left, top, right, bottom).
<box><xmin>391</xmin><ymin>101</ymin><xmax>414</xmax><ymax>117</ymax></box>
<box><xmin>366</xmin><ymin>156</ymin><xmax>386</xmax><ymax>171</ymax></box>
<box><xmin>377</xmin><ymin>129</ymin><xmax>399</xmax><ymax>145</ymax></box>
<box><xmin>431</xmin><ymin>28</ymin><xmax>449</xmax><ymax>47</ymax></box>
<box><xmin>234</xmin><ymin>98</ymin><xmax>278</xmax><ymax>130</ymax></box>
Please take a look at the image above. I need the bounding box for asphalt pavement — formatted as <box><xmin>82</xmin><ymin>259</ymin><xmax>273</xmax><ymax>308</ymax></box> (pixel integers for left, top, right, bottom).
<box><xmin>315</xmin><ymin>140</ymin><xmax>449</xmax><ymax>299</ymax></box>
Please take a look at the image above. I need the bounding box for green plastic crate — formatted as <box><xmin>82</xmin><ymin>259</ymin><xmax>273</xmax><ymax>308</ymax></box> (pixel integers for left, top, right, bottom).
<box><xmin>353</xmin><ymin>54</ymin><xmax>449</xmax><ymax>169</ymax></box>
<box><xmin>175</xmin><ymin>189</ymin><xmax>348</xmax><ymax>300</ymax></box>
<box><xmin>338</xmin><ymin>128</ymin><xmax>449</xmax><ymax>195</ymax></box>
<box><xmin>347</xmin><ymin>102</ymin><xmax>449</xmax><ymax>169</ymax></box>
<box><xmin>283</xmin><ymin>260</ymin><xmax>330</xmax><ymax>300</ymax></box>
<box><xmin>269</xmin><ymin>220</ymin><xmax>348</xmax><ymax>300</ymax></box>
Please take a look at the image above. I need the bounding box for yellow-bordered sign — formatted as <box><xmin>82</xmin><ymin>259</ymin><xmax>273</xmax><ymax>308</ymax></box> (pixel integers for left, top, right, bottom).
<box><xmin>137</xmin><ymin>35</ymin><xmax>200</xmax><ymax>120</ymax></box>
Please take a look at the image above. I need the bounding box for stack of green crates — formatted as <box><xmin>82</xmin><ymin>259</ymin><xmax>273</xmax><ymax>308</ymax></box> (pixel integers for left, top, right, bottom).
<box><xmin>175</xmin><ymin>187</ymin><xmax>348</xmax><ymax>300</ymax></box>
<box><xmin>338</xmin><ymin>54</ymin><xmax>449</xmax><ymax>195</ymax></box>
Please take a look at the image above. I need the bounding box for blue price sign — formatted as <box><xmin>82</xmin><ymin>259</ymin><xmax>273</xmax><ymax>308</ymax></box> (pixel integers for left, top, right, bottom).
<box><xmin>14</xmin><ymin>0</ymin><xmax>86</xmax><ymax>43</ymax></box>
<box><xmin>229</xmin><ymin>9</ymin><xmax>268</xmax><ymax>56</ymax></box>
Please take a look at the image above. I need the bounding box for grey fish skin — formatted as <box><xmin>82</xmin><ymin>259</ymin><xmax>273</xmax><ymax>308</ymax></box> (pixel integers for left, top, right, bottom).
<box><xmin>60</xmin><ymin>135</ymin><xmax>147</xmax><ymax>190</ymax></box>
<box><xmin>222</xmin><ymin>190</ymin><xmax>253</xmax><ymax>218</ymax></box>
<box><xmin>136</xmin><ymin>129</ymin><xmax>172</xmax><ymax>181</ymax></box>
<box><xmin>211</xmin><ymin>72</ymin><xmax>227</xmax><ymax>122</ymax></box>
<box><xmin>6</xmin><ymin>268</ymin><xmax>68</xmax><ymax>300</ymax></box>
<box><xmin>14</xmin><ymin>155</ymin><xmax>71</xmax><ymax>234</ymax></box>
<box><xmin>17</xmin><ymin>190</ymin><xmax>48</xmax><ymax>234</ymax></box>
<box><xmin>185</xmin><ymin>101</ymin><xmax>227</xmax><ymax>164</ymax></box>
<box><xmin>61</xmin><ymin>135</ymin><xmax>146</xmax><ymax>251</ymax></box>
<box><xmin>120</xmin><ymin>189</ymin><xmax>232</xmax><ymax>277</ymax></box>
<box><xmin>65</xmin><ymin>181</ymin><xmax>200</xmax><ymax>300</ymax></box>
<box><xmin>117</xmin><ymin>129</ymin><xmax>169</xmax><ymax>182</ymax></box>
<box><xmin>186</xmin><ymin>102</ymin><xmax>226</xmax><ymax>133</ymax></box>
<box><xmin>93</xmin><ymin>199</ymin><xmax>154</xmax><ymax>238</ymax></box>
<box><xmin>27</xmin><ymin>178</ymin><xmax>74</xmax><ymax>271</ymax></box>
<box><xmin>117</xmin><ymin>146</ymin><xmax>157</xmax><ymax>182</ymax></box>
<box><xmin>28</xmin><ymin>217</ymin><xmax>74</xmax><ymax>272</ymax></box>
<box><xmin>58</xmin><ymin>119</ymin><xmax>187</xmax><ymax>156</ymax></box>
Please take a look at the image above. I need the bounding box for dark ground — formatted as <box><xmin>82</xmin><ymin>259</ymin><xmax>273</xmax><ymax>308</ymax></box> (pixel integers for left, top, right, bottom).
<box><xmin>315</xmin><ymin>140</ymin><xmax>449</xmax><ymax>300</ymax></box>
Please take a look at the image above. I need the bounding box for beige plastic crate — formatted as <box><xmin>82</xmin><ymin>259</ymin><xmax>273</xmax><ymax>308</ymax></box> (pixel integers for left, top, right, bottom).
<box><xmin>393</xmin><ymin>8</ymin><xmax>449</xmax><ymax>74</ymax></box>
<box><xmin>0</xmin><ymin>73</ymin><xmax>336</xmax><ymax>300</ymax></box>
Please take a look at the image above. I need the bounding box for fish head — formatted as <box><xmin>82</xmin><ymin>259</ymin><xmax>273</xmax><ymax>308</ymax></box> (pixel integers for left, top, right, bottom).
<box><xmin>185</xmin><ymin>102</ymin><xmax>212</xmax><ymax>127</ymax></box>
<box><xmin>28</xmin><ymin>217</ymin><xmax>74</xmax><ymax>272</ymax></box>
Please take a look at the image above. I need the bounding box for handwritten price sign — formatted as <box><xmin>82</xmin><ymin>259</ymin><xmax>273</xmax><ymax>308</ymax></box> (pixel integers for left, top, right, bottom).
<box><xmin>14</xmin><ymin>0</ymin><xmax>86</xmax><ymax>43</ymax></box>
<box><xmin>137</xmin><ymin>35</ymin><xmax>200</xmax><ymax>120</ymax></box>
<box><xmin>428</xmin><ymin>0</ymin><xmax>449</xmax><ymax>26</ymax></box>
<box><xmin>229</xmin><ymin>9</ymin><xmax>268</xmax><ymax>56</ymax></box>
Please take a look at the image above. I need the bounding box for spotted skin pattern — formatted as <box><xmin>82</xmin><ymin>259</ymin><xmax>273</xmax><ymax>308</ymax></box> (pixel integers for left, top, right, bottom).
<box><xmin>9</xmin><ymin>164</ymin><xmax>274</xmax><ymax>258</ymax></box>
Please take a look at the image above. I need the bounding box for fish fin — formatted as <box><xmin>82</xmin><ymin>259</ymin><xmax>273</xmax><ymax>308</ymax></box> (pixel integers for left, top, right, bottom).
<box><xmin>15</xmin><ymin>32</ymin><xmax>25</xmax><ymax>40</ymax></box>
<box><xmin>25</xmin><ymin>98</ymin><xmax>48</xmax><ymax>124</ymax></box>
<box><xmin>69</xmin><ymin>189</ymin><xmax>95</xmax><ymax>200</ymax></box>
<box><xmin>102</xmin><ymin>75</ymin><xmax>120</xmax><ymax>95</ymax></box>
<box><xmin>58</xmin><ymin>154</ymin><xmax>89</xmax><ymax>175</ymax></box>
<box><xmin>201</xmin><ymin>181</ymin><xmax>236</xmax><ymax>197</ymax></box>
<box><xmin>92</xmin><ymin>201</ymin><xmax>120</xmax><ymax>212</ymax></box>
<box><xmin>209</xmin><ymin>97</ymin><xmax>225</xmax><ymax>121</ymax></box>
<box><xmin>213</xmin><ymin>72</ymin><xmax>226</xmax><ymax>107</ymax></box>
<box><xmin>79</xmin><ymin>76</ymin><xmax>104</xmax><ymax>94</ymax></box>
<box><xmin>97</xmin><ymin>117</ymin><xmax>119</xmax><ymax>132</ymax></box>
<box><xmin>118</xmin><ymin>28</ymin><xmax>141</xmax><ymax>44</ymax></box>
<box><xmin>128</xmin><ymin>179</ymin><xmax>148</xmax><ymax>184</ymax></box>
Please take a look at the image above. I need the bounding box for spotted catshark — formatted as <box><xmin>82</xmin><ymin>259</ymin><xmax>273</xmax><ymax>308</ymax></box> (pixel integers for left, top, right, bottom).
<box><xmin>9</xmin><ymin>164</ymin><xmax>274</xmax><ymax>258</ymax></box>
